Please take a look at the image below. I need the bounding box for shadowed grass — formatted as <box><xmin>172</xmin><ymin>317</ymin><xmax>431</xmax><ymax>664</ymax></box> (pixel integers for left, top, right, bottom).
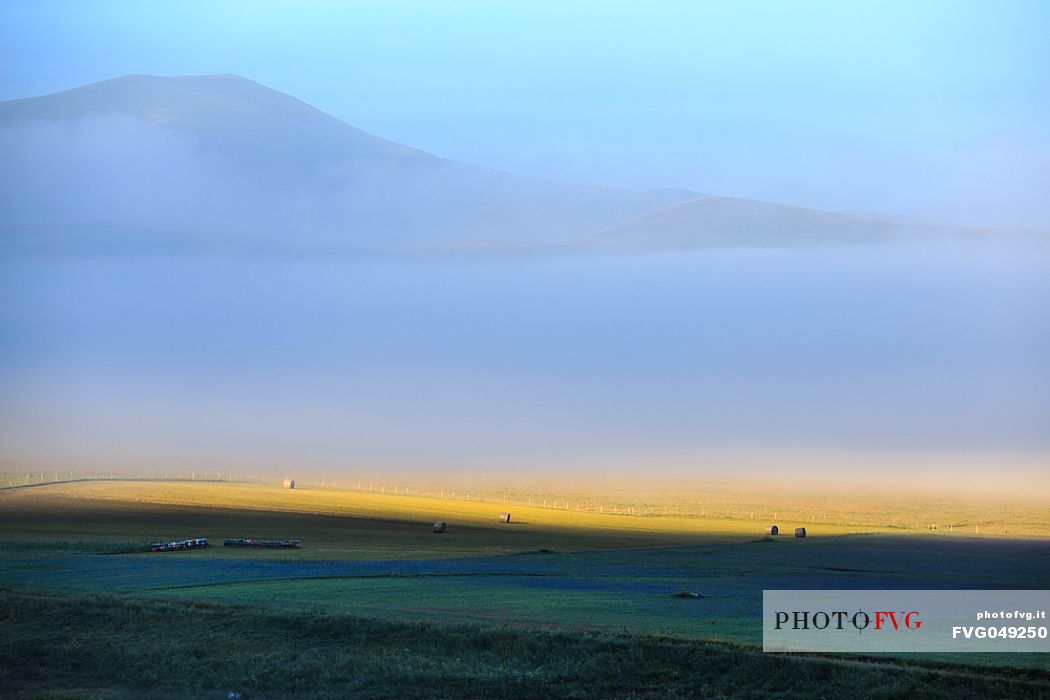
<box><xmin>3</xmin><ymin>590</ymin><xmax>1049</xmax><ymax>700</ymax></box>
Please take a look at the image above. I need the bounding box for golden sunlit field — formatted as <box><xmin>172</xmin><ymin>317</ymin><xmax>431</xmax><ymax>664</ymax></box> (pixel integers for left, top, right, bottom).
<box><xmin>0</xmin><ymin>477</ymin><xmax>891</xmax><ymax>555</ymax></box>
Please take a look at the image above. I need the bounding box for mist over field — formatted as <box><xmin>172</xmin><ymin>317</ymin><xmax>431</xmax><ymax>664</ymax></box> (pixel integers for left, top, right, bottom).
<box><xmin>2</xmin><ymin>240</ymin><xmax>1047</xmax><ymax>489</ymax></box>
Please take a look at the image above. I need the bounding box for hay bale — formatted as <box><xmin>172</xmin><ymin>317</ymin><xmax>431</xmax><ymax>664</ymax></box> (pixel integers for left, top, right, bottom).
<box><xmin>433</xmin><ymin>521</ymin><xmax>446</xmax><ymax>533</ymax></box>
<box><xmin>794</xmin><ymin>527</ymin><xmax>806</xmax><ymax>538</ymax></box>
<box><xmin>282</xmin><ymin>479</ymin><xmax>295</xmax><ymax>489</ymax></box>
<box><xmin>499</xmin><ymin>512</ymin><xmax>511</xmax><ymax>523</ymax></box>
<box><xmin>766</xmin><ymin>524</ymin><xmax>779</xmax><ymax>536</ymax></box>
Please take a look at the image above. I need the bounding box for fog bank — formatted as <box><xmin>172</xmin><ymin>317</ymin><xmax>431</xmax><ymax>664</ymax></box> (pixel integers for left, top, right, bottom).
<box><xmin>2</xmin><ymin>240</ymin><xmax>1047</xmax><ymax>492</ymax></box>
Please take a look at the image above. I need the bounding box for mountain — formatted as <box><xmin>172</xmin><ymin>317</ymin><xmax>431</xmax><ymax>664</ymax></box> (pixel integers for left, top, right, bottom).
<box><xmin>0</xmin><ymin>73</ymin><xmax>433</xmax><ymax>167</ymax></box>
<box><xmin>0</xmin><ymin>74</ymin><xmax>671</xmax><ymax>252</ymax></box>
<box><xmin>1</xmin><ymin>74</ymin><xmax>1038</xmax><ymax>257</ymax></box>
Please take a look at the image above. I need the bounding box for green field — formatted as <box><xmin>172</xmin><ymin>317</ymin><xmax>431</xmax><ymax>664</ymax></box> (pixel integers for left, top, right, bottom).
<box><xmin>2</xmin><ymin>480</ymin><xmax>1049</xmax><ymax>698</ymax></box>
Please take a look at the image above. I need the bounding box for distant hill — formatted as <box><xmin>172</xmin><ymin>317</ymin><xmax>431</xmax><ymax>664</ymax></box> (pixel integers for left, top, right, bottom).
<box><xmin>0</xmin><ymin>74</ymin><xmax>1040</xmax><ymax>256</ymax></box>
<box><xmin>587</xmin><ymin>195</ymin><xmax>1016</xmax><ymax>251</ymax></box>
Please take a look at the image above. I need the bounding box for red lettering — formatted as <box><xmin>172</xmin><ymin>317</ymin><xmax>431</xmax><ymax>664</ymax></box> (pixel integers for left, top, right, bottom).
<box><xmin>905</xmin><ymin>611</ymin><xmax>923</xmax><ymax>629</ymax></box>
<box><xmin>874</xmin><ymin>611</ymin><xmax>902</xmax><ymax>630</ymax></box>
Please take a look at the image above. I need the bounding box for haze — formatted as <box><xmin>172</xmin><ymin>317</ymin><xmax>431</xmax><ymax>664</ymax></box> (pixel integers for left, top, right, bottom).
<box><xmin>2</xmin><ymin>243</ymin><xmax>1048</xmax><ymax>491</ymax></box>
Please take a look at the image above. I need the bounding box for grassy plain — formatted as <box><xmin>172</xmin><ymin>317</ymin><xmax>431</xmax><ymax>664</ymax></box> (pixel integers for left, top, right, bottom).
<box><xmin>2</xmin><ymin>479</ymin><xmax>1049</xmax><ymax>698</ymax></box>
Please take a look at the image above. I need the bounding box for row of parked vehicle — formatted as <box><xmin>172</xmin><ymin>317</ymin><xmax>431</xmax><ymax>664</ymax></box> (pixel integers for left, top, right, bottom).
<box><xmin>148</xmin><ymin>537</ymin><xmax>209</xmax><ymax>552</ymax></box>
<box><xmin>147</xmin><ymin>537</ymin><xmax>302</xmax><ymax>552</ymax></box>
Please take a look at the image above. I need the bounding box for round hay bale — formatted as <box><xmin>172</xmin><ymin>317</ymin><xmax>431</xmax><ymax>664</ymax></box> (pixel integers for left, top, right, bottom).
<box><xmin>282</xmin><ymin>479</ymin><xmax>295</xmax><ymax>489</ymax></box>
<box><xmin>433</xmin><ymin>521</ymin><xmax>446</xmax><ymax>533</ymax></box>
<box><xmin>766</xmin><ymin>524</ymin><xmax>779</xmax><ymax>536</ymax></box>
<box><xmin>499</xmin><ymin>512</ymin><xmax>511</xmax><ymax>523</ymax></box>
<box><xmin>794</xmin><ymin>527</ymin><xmax>807</xmax><ymax>538</ymax></box>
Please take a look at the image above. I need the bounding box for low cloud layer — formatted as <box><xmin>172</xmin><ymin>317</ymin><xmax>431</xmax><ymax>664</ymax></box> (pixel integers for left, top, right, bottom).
<box><xmin>2</xmin><ymin>242</ymin><xmax>1047</xmax><ymax>486</ymax></box>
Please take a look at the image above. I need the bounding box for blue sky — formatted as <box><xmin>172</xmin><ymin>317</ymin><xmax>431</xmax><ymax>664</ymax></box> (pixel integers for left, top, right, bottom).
<box><xmin>2</xmin><ymin>1</ymin><xmax>1048</xmax><ymax>228</ymax></box>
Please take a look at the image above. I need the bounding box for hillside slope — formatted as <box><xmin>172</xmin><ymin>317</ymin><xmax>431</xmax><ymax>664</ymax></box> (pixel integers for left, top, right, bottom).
<box><xmin>588</xmin><ymin>194</ymin><xmax>1009</xmax><ymax>250</ymax></box>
